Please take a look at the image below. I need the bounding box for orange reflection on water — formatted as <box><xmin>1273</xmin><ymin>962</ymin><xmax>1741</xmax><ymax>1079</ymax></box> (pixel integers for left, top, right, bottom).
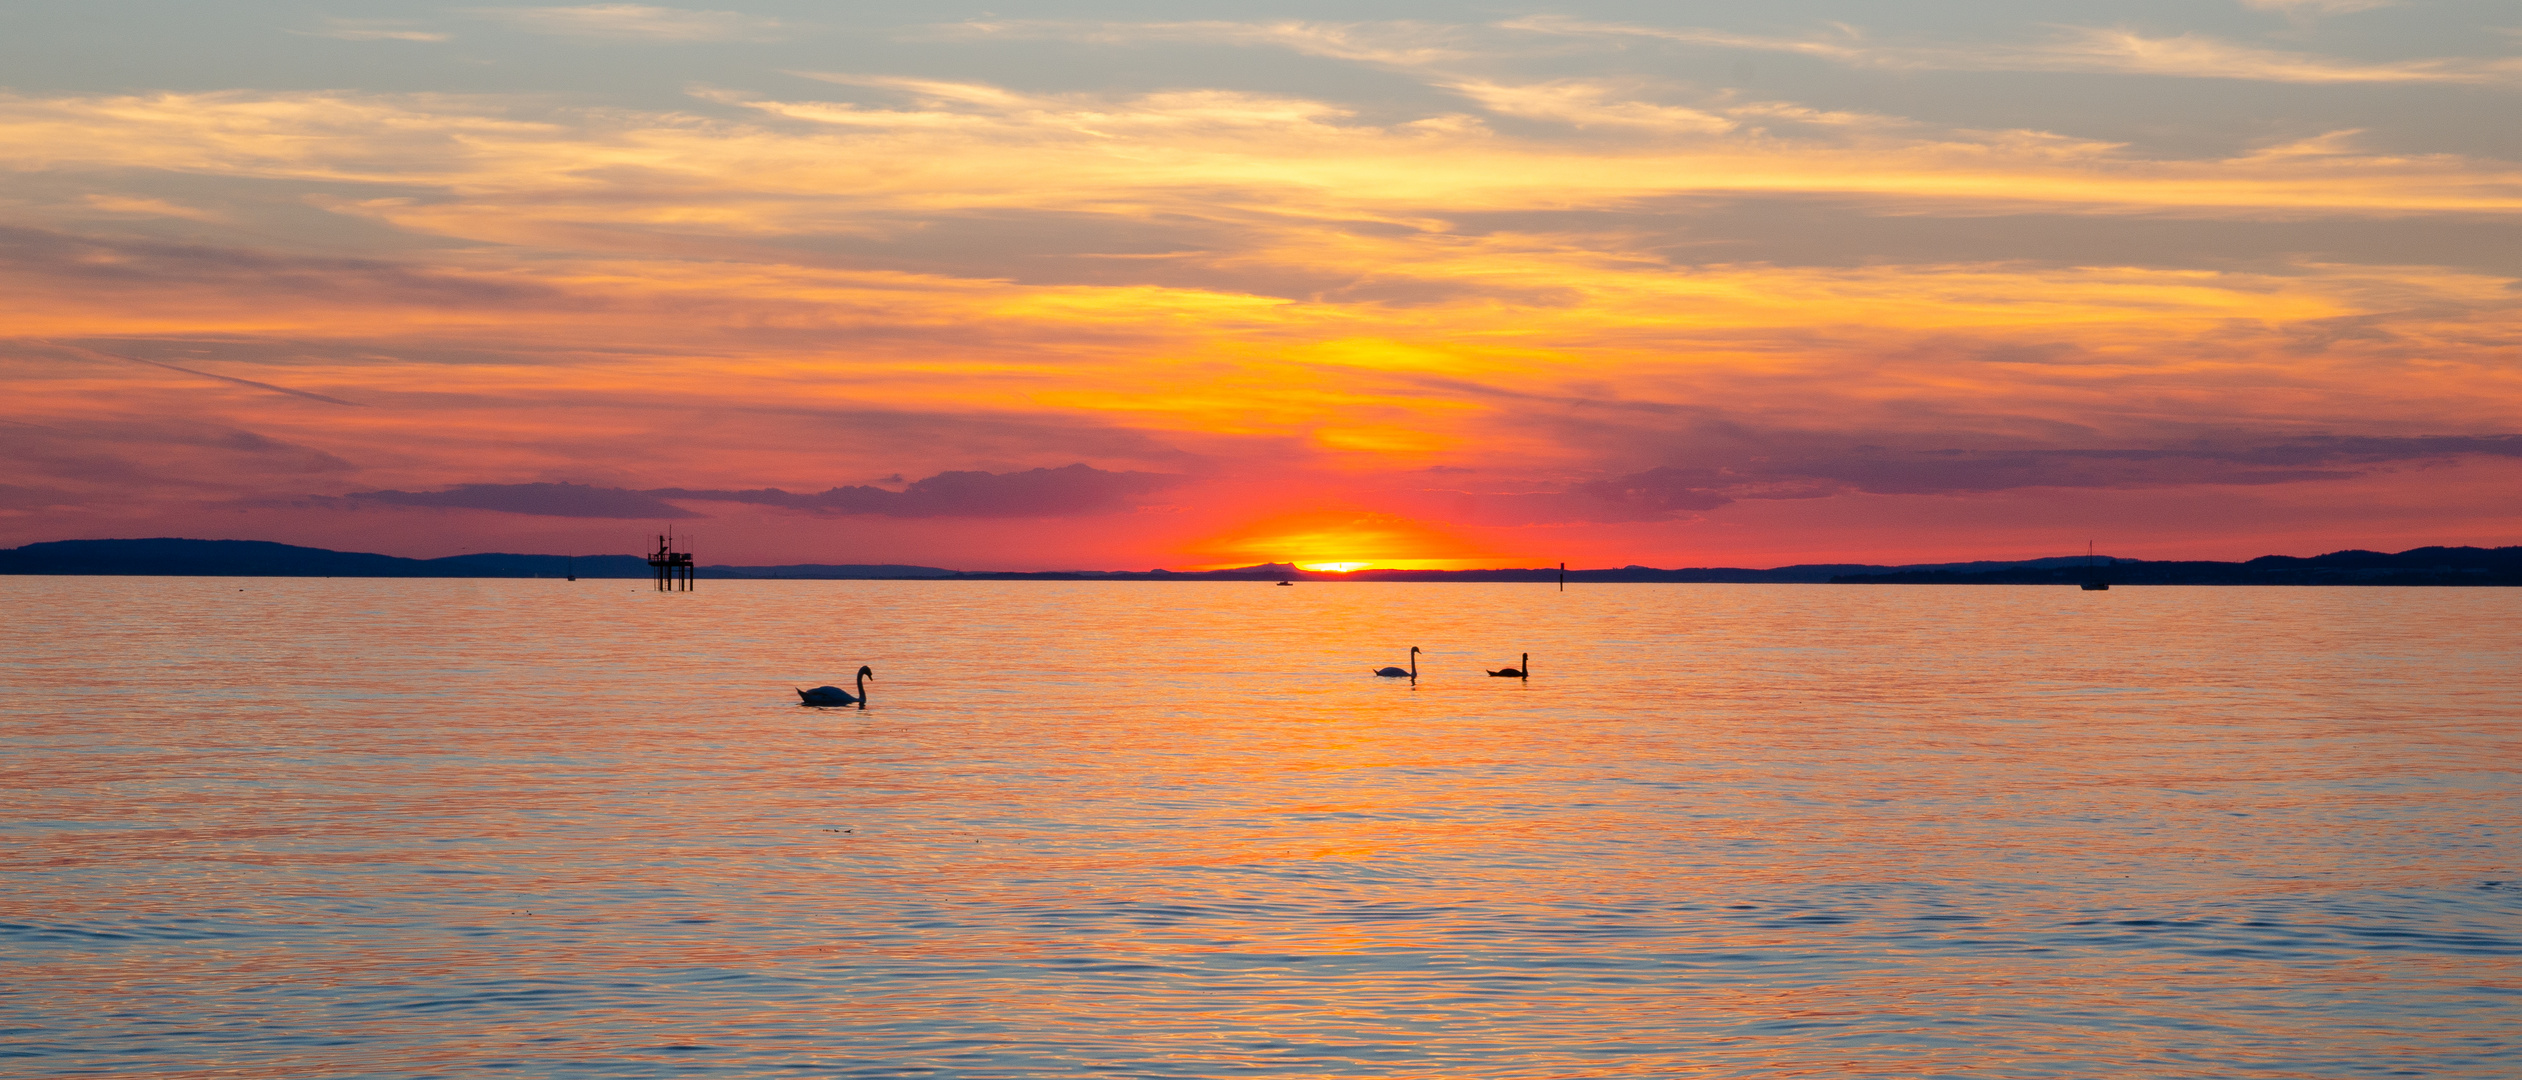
<box><xmin>2</xmin><ymin>579</ymin><xmax>2516</xmax><ymax>1076</ymax></box>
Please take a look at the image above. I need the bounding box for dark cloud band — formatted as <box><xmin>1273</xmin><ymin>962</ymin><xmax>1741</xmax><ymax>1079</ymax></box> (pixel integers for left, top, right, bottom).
<box><xmin>346</xmin><ymin>482</ymin><xmax>701</xmax><ymax>519</ymax></box>
<box><xmin>1450</xmin><ymin>435</ymin><xmax>2522</xmax><ymax>524</ymax></box>
<box><xmin>655</xmin><ymin>464</ymin><xmax>1182</xmax><ymax>518</ymax></box>
<box><xmin>341</xmin><ymin>464</ymin><xmax>1182</xmax><ymax>520</ymax></box>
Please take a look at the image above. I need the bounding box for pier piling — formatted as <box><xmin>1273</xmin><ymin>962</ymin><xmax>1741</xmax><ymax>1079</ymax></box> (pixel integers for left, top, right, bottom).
<box><xmin>646</xmin><ymin>533</ymin><xmax>695</xmax><ymax>591</ymax></box>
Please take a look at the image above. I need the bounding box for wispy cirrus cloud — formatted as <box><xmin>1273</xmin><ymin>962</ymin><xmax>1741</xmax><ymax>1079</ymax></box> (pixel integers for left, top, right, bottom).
<box><xmin>80</xmin><ymin>193</ymin><xmax>224</xmax><ymax>221</ymax></box>
<box><xmin>1505</xmin><ymin>17</ymin><xmax>2519</xmax><ymax>86</ymax></box>
<box><xmin>289</xmin><ymin>19</ymin><xmax>451</xmax><ymax>43</ymax></box>
<box><xmin>910</xmin><ymin>15</ymin><xmax>2508</xmax><ymax>90</ymax></box>
<box><xmin>1442</xmin><ymin>80</ymin><xmax>1736</xmax><ymax>133</ymax></box>
<box><xmin>2236</xmin><ymin>0</ymin><xmax>2399</xmax><ymax>14</ymax></box>
<box><xmin>1433</xmin><ymin>435</ymin><xmax>2522</xmax><ymax>525</ymax></box>
<box><xmin>2043</xmin><ymin>27</ymin><xmax>2513</xmax><ymax>84</ymax></box>
<box><xmin>922</xmin><ymin>19</ymin><xmax>1472</xmax><ymax>68</ymax></box>
<box><xmin>347</xmin><ymin>481</ymin><xmax>698</xmax><ymax>517</ymax></box>
<box><xmin>0</xmin><ymin>414</ymin><xmax>360</xmax><ymax>495</ymax></box>
<box><xmin>749</xmin><ymin>75</ymin><xmax>1361</xmax><ymax>138</ymax></box>
<box><xmin>0</xmin><ymin>225</ymin><xmax>568</xmax><ymax>323</ymax></box>
<box><xmin>468</xmin><ymin>4</ymin><xmax>785</xmax><ymax>42</ymax></box>
<box><xmin>10</xmin><ymin>87</ymin><xmax>2519</xmax><ymax>230</ymax></box>
<box><xmin>51</xmin><ymin>343</ymin><xmax>367</xmax><ymax>407</ymax></box>
<box><xmin>339</xmin><ymin>466</ymin><xmax>1182</xmax><ymax>519</ymax></box>
<box><xmin>658</xmin><ymin>464</ymin><xmax>1184</xmax><ymax>518</ymax></box>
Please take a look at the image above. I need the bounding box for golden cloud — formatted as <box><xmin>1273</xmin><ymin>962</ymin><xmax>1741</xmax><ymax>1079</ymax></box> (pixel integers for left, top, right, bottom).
<box><xmin>1</xmin><ymin>75</ymin><xmax>2517</xmax><ymax>559</ymax></box>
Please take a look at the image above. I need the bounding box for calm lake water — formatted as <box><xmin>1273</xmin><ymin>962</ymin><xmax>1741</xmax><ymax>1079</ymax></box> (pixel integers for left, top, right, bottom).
<box><xmin>4</xmin><ymin>578</ymin><xmax>2517</xmax><ymax>1078</ymax></box>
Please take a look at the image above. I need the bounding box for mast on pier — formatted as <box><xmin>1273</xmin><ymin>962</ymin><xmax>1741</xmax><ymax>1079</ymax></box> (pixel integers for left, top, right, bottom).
<box><xmin>647</xmin><ymin>532</ymin><xmax>695</xmax><ymax>591</ymax></box>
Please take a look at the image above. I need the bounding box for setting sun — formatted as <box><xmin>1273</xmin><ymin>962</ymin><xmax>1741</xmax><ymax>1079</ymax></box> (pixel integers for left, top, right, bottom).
<box><xmin>1297</xmin><ymin>561</ymin><xmax>1372</xmax><ymax>573</ymax></box>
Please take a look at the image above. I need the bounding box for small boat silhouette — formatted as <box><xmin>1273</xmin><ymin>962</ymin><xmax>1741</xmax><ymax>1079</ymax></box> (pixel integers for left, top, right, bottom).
<box><xmin>1276</xmin><ymin>579</ymin><xmax>1293</xmax><ymax>586</ymax></box>
<box><xmin>2081</xmin><ymin>541</ymin><xmax>2110</xmax><ymax>590</ymax></box>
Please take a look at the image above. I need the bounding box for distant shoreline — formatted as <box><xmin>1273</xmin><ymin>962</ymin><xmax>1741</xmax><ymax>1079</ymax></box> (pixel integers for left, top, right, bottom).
<box><xmin>5</xmin><ymin>538</ymin><xmax>2518</xmax><ymax>586</ymax></box>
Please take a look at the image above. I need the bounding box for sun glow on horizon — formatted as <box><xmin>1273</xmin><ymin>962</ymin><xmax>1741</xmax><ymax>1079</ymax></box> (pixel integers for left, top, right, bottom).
<box><xmin>1184</xmin><ymin>511</ymin><xmax>1526</xmax><ymax>573</ymax></box>
<box><xmin>3</xmin><ymin>6</ymin><xmax>2520</xmax><ymax>565</ymax></box>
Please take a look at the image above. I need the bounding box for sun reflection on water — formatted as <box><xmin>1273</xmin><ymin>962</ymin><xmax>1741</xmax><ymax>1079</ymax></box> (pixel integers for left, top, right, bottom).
<box><xmin>1</xmin><ymin>579</ymin><xmax>2515</xmax><ymax>1078</ymax></box>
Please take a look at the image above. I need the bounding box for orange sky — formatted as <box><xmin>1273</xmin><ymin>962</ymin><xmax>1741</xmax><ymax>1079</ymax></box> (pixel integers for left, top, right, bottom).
<box><xmin>4</xmin><ymin>4</ymin><xmax>2518</xmax><ymax>569</ymax></box>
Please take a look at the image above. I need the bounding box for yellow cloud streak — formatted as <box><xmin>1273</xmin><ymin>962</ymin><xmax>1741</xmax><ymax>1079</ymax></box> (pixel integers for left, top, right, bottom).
<box><xmin>4</xmin><ymin>90</ymin><xmax>2519</xmax><ymax>219</ymax></box>
<box><xmin>1505</xmin><ymin>17</ymin><xmax>2522</xmax><ymax>86</ymax></box>
<box><xmin>8</xmin><ymin>235</ymin><xmax>2511</xmax><ymax>474</ymax></box>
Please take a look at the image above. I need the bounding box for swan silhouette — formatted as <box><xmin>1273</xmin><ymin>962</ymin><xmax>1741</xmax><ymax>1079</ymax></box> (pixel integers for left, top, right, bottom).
<box><xmin>1487</xmin><ymin>653</ymin><xmax>1528</xmax><ymax>679</ymax></box>
<box><xmin>1374</xmin><ymin>646</ymin><xmax>1419</xmax><ymax>679</ymax></box>
<box><xmin>797</xmin><ymin>665</ymin><xmax>873</xmax><ymax>708</ymax></box>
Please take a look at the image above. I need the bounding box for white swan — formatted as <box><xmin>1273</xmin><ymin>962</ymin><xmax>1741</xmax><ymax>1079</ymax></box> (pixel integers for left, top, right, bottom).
<box><xmin>798</xmin><ymin>665</ymin><xmax>873</xmax><ymax>708</ymax></box>
<box><xmin>1373</xmin><ymin>646</ymin><xmax>1419</xmax><ymax>679</ymax></box>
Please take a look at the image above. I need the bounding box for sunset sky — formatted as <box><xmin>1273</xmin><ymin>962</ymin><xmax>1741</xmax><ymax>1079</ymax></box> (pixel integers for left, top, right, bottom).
<box><xmin>5</xmin><ymin>1</ymin><xmax>2518</xmax><ymax>569</ymax></box>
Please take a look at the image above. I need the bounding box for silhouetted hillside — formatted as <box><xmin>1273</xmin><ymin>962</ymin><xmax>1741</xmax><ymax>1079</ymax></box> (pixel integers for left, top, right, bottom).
<box><xmin>2</xmin><ymin>538</ymin><xmax>477</xmax><ymax>577</ymax></box>
<box><xmin>1831</xmin><ymin>546</ymin><xmax>2522</xmax><ymax>585</ymax></box>
<box><xmin>0</xmin><ymin>539</ymin><xmax>951</xmax><ymax>579</ymax></box>
<box><xmin>6</xmin><ymin>538</ymin><xmax>2515</xmax><ymax>584</ymax></box>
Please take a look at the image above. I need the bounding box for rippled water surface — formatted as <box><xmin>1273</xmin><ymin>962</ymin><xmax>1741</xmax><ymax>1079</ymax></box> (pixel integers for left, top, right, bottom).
<box><xmin>5</xmin><ymin>578</ymin><xmax>2517</xmax><ymax>1078</ymax></box>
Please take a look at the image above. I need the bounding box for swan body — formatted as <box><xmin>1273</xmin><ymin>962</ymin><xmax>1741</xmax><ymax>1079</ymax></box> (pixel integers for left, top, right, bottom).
<box><xmin>798</xmin><ymin>665</ymin><xmax>874</xmax><ymax>708</ymax></box>
<box><xmin>1487</xmin><ymin>652</ymin><xmax>1528</xmax><ymax>679</ymax></box>
<box><xmin>1374</xmin><ymin>646</ymin><xmax>1419</xmax><ymax>679</ymax></box>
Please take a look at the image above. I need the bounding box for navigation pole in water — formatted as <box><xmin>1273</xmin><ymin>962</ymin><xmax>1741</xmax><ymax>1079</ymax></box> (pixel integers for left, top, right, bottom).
<box><xmin>1560</xmin><ymin>562</ymin><xmax>1566</xmax><ymax>592</ymax></box>
<box><xmin>647</xmin><ymin>532</ymin><xmax>695</xmax><ymax>591</ymax></box>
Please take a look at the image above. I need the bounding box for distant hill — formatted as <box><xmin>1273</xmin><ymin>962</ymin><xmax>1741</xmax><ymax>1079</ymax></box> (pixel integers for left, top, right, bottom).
<box><xmin>0</xmin><ymin>539</ymin><xmax>952</xmax><ymax>579</ymax></box>
<box><xmin>1829</xmin><ymin>546</ymin><xmax>2522</xmax><ymax>586</ymax></box>
<box><xmin>2</xmin><ymin>537</ymin><xmax>2514</xmax><ymax>584</ymax></box>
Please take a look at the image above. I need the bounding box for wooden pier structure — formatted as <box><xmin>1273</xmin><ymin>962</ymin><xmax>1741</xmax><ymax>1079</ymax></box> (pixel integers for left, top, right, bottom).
<box><xmin>647</xmin><ymin>533</ymin><xmax>695</xmax><ymax>591</ymax></box>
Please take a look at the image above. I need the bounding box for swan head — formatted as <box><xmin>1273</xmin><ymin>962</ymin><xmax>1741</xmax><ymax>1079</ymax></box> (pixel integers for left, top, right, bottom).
<box><xmin>857</xmin><ymin>665</ymin><xmax>875</xmax><ymax>679</ymax></box>
<box><xmin>1410</xmin><ymin>646</ymin><xmax>1419</xmax><ymax>654</ymax></box>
